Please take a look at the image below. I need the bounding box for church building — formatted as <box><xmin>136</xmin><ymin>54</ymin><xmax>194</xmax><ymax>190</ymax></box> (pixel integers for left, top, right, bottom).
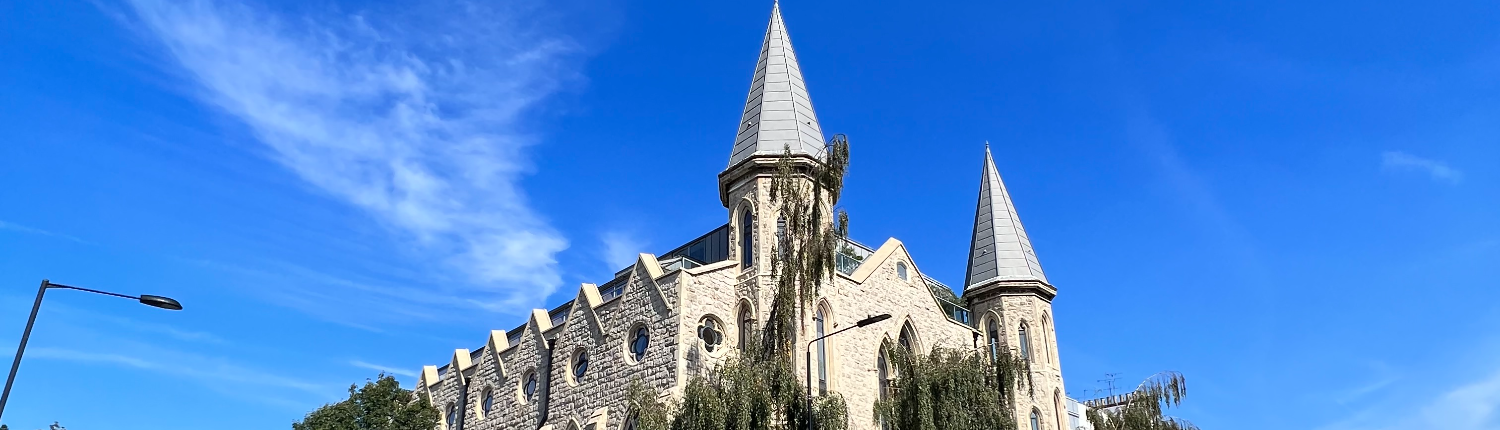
<box><xmin>416</xmin><ymin>4</ymin><xmax>1078</xmax><ymax>430</ymax></box>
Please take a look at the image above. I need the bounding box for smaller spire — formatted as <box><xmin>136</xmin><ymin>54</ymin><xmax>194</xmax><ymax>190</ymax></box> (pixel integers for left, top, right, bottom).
<box><xmin>963</xmin><ymin>145</ymin><xmax>1048</xmax><ymax>289</ymax></box>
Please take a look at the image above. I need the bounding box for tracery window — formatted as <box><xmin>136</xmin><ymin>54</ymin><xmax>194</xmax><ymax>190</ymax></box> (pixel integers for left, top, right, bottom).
<box><xmin>446</xmin><ymin>403</ymin><xmax>457</xmax><ymax>429</ymax></box>
<box><xmin>481</xmin><ymin>388</ymin><xmax>494</xmax><ymax>416</ymax></box>
<box><xmin>572</xmin><ymin>350</ymin><xmax>589</xmax><ymax>381</ymax></box>
<box><xmin>698</xmin><ymin>316</ymin><xmax>724</xmax><ymax>353</ymax></box>
<box><xmin>630</xmin><ymin>325</ymin><xmax>650</xmax><ymax>362</ymax></box>
<box><xmin>898</xmin><ymin>322</ymin><xmax>916</xmax><ymax>352</ymax></box>
<box><xmin>523</xmin><ymin>371</ymin><xmax>538</xmax><ymax>401</ymax></box>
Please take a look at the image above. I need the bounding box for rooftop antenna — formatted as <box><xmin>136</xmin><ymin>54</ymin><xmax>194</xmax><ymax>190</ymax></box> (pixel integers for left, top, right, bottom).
<box><xmin>1098</xmin><ymin>372</ymin><xmax>1121</xmax><ymax>397</ymax></box>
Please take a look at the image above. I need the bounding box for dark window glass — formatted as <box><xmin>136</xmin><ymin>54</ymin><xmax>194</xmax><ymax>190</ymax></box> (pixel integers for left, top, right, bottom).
<box><xmin>482</xmin><ymin>390</ymin><xmax>493</xmax><ymax>414</ymax></box>
<box><xmin>877</xmin><ymin>349</ymin><xmax>889</xmax><ymax>401</ymax></box>
<box><xmin>740</xmin><ymin>210</ymin><xmax>755</xmax><ymax>267</ymax></box>
<box><xmin>631</xmin><ymin>326</ymin><xmax>650</xmax><ymax>361</ymax></box>
<box><xmin>898</xmin><ymin>324</ymin><xmax>915</xmax><ymax>352</ymax></box>
<box><xmin>1019</xmin><ymin>322</ymin><xmax>1032</xmax><ymax>362</ymax></box>
<box><xmin>446</xmin><ymin>404</ymin><xmax>457</xmax><ymax>428</ymax></box>
<box><xmin>624</xmin><ymin>413</ymin><xmax>638</xmax><ymax>430</ymax></box>
<box><xmin>738</xmin><ymin>307</ymin><xmax>755</xmax><ymax>349</ymax></box>
<box><xmin>699</xmin><ymin>318</ymin><xmax>723</xmax><ymax>352</ymax></box>
<box><xmin>1030</xmin><ymin>410</ymin><xmax>1040</xmax><ymax>430</ymax></box>
<box><xmin>987</xmin><ymin>319</ymin><xmax>1000</xmax><ymax>362</ymax></box>
<box><xmin>573</xmin><ymin>351</ymin><xmax>589</xmax><ymax>381</ymax></box>
<box><xmin>815</xmin><ymin>307</ymin><xmax>827</xmax><ymax>395</ymax></box>
<box><xmin>523</xmin><ymin>372</ymin><xmax>537</xmax><ymax>400</ymax></box>
<box><xmin>896</xmin><ymin>262</ymin><xmax>908</xmax><ymax>280</ymax></box>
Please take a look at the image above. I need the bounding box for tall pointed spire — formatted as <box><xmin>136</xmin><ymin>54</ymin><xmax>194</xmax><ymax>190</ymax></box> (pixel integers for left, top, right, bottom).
<box><xmin>726</xmin><ymin>2</ymin><xmax>826</xmax><ymax>169</ymax></box>
<box><xmin>964</xmin><ymin>144</ymin><xmax>1048</xmax><ymax>289</ymax></box>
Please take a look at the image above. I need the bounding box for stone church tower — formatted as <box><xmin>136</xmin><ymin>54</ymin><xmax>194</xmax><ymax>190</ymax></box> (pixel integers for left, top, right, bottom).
<box><xmin>963</xmin><ymin>146</ymin><xmax>1071</xmax><ymax>430</ymax></box>
<box><xmin>413</xmin><ymin>4</ymin><xmax>1082</xmax><ymax>430</ymax></box>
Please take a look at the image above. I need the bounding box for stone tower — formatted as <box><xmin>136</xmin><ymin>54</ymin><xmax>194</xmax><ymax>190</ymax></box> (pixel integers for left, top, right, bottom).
<box><xmin>962</xmin><ymin>145</ymin><xmax>1070</xmax><ymax>430</ymax></box>
<box><xmin>717</xmin><ymin>1</ymin><xmax>828</xmax><ymax>318</ymax></box>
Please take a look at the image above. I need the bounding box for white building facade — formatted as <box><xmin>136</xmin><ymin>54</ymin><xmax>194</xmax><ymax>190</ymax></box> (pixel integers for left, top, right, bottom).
<box><xmin>416</xmin><ymin>4</ymin><xmax>1083</xmax><ymax>430</ymax></box>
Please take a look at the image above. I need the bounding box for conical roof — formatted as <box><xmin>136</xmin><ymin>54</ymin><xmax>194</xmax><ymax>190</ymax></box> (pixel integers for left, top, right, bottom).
<box><xmin>727</xmin><ymin>2</ymin><xmax>826</xmax><ymax>169</ymax></box>
<box><xmin>964</xmin><ymin>145</ymin><xmax>1048</xmax><ymax>289</ymax></box>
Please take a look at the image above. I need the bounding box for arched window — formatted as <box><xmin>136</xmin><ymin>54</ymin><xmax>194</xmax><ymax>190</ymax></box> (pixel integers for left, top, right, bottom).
<box><xmin>986</xmin><ymin>317</ymin><xmax>1000</xmax><ymax>362</ymax></box>
<box><xmin>898</xmin><ymin>322</ymin><xmax>916</xmax><ymax>352</ymax></box>
<box><xmin>1042</xmin><ymin>313</ymin><xmax>1053</xmax><ymax>364</ymax></box>
<box><xmin>1018</xmin><ymin>322</ymin><xmax>1032</xmax><ymax>363</ymax></box>
<box><xmin>1029</xmin><ymin>409</ymin><xmax>1041</xmax><ymax>430</ymax></box>
<box><xmin>738</xmin><ymin>305</ymin><xmax>755</xmax><ymax>349</ymax></box>
<box><xmin>1055</xmin><ymin>389</ymin><xmax>1066</xmax><ymax>430</ymax></box>
<box><xmin>739</xmin><ymin>209</ymin><xmax>755</xmax><ymax>268</ymax></box>
<box><xmin>776</xmin><ymin>215</ymin><xmax>787</xmax><ymax>258</ymax></box>
<box><xmin>480</xmin><ymin>388</ymin><xmax>494</xmax><ymax>417</ymax></box>
<box><xmin>446</xmin><ymin>403</ymin><xmax>457</xmax><ymax>429</ymax></box>
<box><xmin>815</xmin><ymin>305</ymin><xmax>829</xmax><ymax>395</ymax></box>
<box><xmin>896</xmin><ymin>262</ymin><xmax>908</xmax><ymax>281</ymax></box>
<box><xmin>878</xmin><ymin>347</ymin><xmax>890</xmax><ymax>430</ymax></box>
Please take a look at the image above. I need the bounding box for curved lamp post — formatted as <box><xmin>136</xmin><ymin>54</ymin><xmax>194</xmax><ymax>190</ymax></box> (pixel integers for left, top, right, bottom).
<box><xmin>0</xmin><ymin>279</ymin><xmax>182</xmax><ymax>419</ymax></box>
<box><xmin>805</xmin><ymin>313</ymin><xmax>891</xmax><ymax>429</ymax></box>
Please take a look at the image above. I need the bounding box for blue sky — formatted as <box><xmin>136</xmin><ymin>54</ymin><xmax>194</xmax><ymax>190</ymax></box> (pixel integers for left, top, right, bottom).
<box><xmin>1</xmin><ymin>0</ymin><xmax>1497</xmax><ymax>428</ymax></box>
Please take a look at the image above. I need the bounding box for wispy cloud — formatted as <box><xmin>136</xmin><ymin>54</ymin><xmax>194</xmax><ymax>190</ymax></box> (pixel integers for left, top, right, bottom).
<box><xmin>120</xmin><ymin>0</ymin><xmax>582</xmax><ymax>309</ymax></box>
<box><xmin>349</xmin><ymin>360</ymin><xmax>419</xmax><ymax>378</ymax></box>
<box><xmin>1320</xmin><ymin>365</ymin><xmax>1500</xmax><ymax>430</ymax></box>
<box><xmin>29</xmin><ymin>346</ymin><xmax>326</xmax><ymax>394</ymax></box>
<box><xmin>0</xmin><ymin>219</ymin><xmax>89</xmax><ymax>244</ymax></box>
<box><xmin>601</xmin><ymin>230</ymin><xmax>645</xmax><ymax>272</ymax></box>
<box><xmin>1382</xmin><ymin>151</ymin><xmax>1462</xmax><ymax>184</ymax></box>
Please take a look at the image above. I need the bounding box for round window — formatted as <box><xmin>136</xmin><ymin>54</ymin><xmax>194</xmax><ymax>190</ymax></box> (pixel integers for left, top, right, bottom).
<box><xmin>523</xmin><ymin>371</ymin><xmax>538</xmax><ymax>401</ymax></box>
<box><xmin>629</xmin><ymin>325</ymin><xmax>650</xmax><ymax>362</ymax></box>
<box><xmin>572</xmin><ymin>349</ymin><xmax>589</xmax><ymax>381</ymax></box>
<box><xmin>698</xmin><ymin>317</ymin><xmax>724</xmax><ymax>353</ymax></box>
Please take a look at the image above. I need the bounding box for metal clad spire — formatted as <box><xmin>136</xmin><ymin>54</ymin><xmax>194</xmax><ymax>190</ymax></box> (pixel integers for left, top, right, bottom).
<box><xmin>964</xmin><ymin>144</ymin><xmax>1048</xmax><ymax>289</ymax></box>
<box><xmin>727</xmin><ymin>2</ymin><xmax>827</xmax><ymax>168</ymax></box>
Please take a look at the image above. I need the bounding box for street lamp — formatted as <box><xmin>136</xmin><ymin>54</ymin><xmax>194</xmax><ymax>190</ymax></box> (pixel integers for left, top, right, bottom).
<box><xmin>0</xmin><ymin>279</ymin><xmax>182</xmax><ymax>419</ymax></box>
<box><xmin>805</xmin><ymin>313</ymin><xmax>891</xmax><ymax>429</ymax></box>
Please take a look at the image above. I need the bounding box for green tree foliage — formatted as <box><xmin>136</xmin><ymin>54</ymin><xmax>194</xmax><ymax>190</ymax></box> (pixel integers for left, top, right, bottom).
<box><xmin>1085</xmin><ymin>372</ymin><xmax>1198</xmax><ymax>430</ymax></box>
<box><xmin>872</xmin><ymin>345</ymin><xmax>1028</xmax><ymax>430</ymax></box>
<box><xmin>625</xmin><ymin>380</ymin><xmax>673</xmax><ymax>430</ymax></box>
<box><xmin>2</xmin><ymin>423</ymin><xmax>8</xmax><ymax>430</ymax></box>
<box><xmin>642</xmin><ymin>138</ymin><xmax>855</xmax><ymax>430</ymax></box>
<box><xmin>292</xmin><ymin>373</ymin><xmax>439</xmax><ymax>430</ymax></box>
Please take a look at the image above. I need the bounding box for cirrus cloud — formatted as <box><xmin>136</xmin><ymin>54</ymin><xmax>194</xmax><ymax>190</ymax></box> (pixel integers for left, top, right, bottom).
<box><xmin>121</xmin><ymin>0</ymin><xmax>581</xmax><ymax>309</ymax></box>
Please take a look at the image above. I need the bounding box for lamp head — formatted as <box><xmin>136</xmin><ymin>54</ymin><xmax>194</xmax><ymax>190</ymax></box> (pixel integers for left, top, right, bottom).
<box><xmin>856</xmin><ymin>314</ymin><xmax>892</xmax><ymax>327</ymax></box>
<box><xmin>139</xmin><ymin>295</ymin><xmax>183</xmax><ymax>311</ymax></box>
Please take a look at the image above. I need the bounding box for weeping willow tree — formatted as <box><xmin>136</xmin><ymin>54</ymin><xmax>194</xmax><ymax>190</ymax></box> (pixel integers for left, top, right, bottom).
<box><xmin>645</xmin><ymin>137</ymin><xmax>852</xmax><ymax>430</ymax></box>
<box><xmin>1085</xmin><ymin>372</ymin><xmax>1198</xmax><ymax>430</ymax></box>
<box><xmin>872</xmin><ymin>345</ymin><xmax>1029</xmax><ymax>430</ymax></box>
